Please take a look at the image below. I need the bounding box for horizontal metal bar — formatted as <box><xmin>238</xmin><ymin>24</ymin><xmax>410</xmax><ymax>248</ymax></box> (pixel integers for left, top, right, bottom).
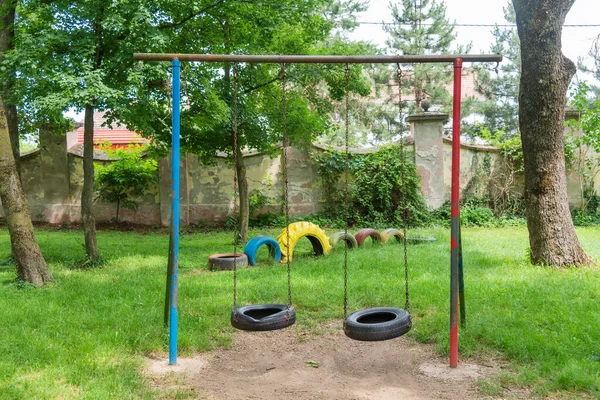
<box><xmin>133</xmin><ymin>53</ymin><xmax>502</xmax><ymax>64</ymax></box>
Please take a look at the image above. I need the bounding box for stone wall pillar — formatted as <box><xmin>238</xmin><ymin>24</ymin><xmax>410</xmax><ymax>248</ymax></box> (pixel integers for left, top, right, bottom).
<box><xmin>408</xmin><ymin>113</ymin><xmax>448</xmax><ymax>209</ymax></box>
<box><xmin>35</xmin><ymin>126</ymin><xmax>71</xmax><ymax>222</ymax></box>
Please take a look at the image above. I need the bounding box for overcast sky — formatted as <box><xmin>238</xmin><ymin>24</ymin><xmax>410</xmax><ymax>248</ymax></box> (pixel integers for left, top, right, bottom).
<box><xmin>349</xmin><ymin>0</ymin><xmax>600</xmax><ymax>71</ymax></box>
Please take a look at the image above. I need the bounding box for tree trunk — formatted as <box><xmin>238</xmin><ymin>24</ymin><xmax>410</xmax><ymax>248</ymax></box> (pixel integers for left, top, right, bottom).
<box><xmin>222</xmin><ymin>20</ymin><xmax>250</xmax><ymax>244</ymax></box>
<box><xmin>0</xmin><ymin>0</ymin><xmax>19</xmax><ymax>176</ymax></box>
<box><xmin>0</xmin><ymin>97</ymin><xmax>52</xmax><ymax>286</ymax></box>
<box><xmin>513</xmin><ymin>0</ymin><xmax>592</xmax><ymax>266</ymax></box>
<box><xmin>236</xmin><ymin>146</ymin><xmax>249</xmax><ymax>244</ymax></box>
<box><xmin>82</xmin><ymin>104</ymin><xmax>99</xmax><ymax>260</ymax></box>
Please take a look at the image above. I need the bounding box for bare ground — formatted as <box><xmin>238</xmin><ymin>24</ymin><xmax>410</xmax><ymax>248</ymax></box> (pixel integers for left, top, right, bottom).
<box><xmin>145</xmin><ymin>322</ymin><xmax>511</xmax><ymax>400</ymax></box>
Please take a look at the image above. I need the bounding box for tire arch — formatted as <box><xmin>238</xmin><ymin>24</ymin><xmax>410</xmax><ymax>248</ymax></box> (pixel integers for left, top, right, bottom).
<box><xmin>277</xmin><ymin>221</ymin><xmax>332</xmax><ymax>263</ymax></box>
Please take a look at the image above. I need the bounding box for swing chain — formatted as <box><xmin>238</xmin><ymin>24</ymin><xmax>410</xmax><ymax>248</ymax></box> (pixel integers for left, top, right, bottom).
<box><xmin>281</xmin><ymin>63</ymin><xmax>293</xmax><ymax>313</ymax></box>
<box><xmin>232</xmin><ymin>62</ymin><xmax>240</xmax><ymax>316</ymax></box>
<box><xmin>396</xmin><ymin>63</ymin><xmax>410</xmax><ymax>312</ymax></box>
<box><xmin>343</xmin><ymin>63</ymin><xmax>350</xmax><ymax>320</ymax></box>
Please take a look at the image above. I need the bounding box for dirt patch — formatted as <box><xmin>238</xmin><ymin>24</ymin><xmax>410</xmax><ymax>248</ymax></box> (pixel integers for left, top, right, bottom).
<box><xmin>145</xmin><ymin>323</ymin><xmax>502</xmax><ymax>400</ymax></box>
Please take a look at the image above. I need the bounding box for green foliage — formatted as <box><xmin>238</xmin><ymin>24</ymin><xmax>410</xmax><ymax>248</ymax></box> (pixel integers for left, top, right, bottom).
<box><xmin>479</xmin><ymin>126</ymin><xmax>524</xmax><ymax>172</ymax></box>
<box><xmin>468</xmin><ymin>3</ymin><xmax>520</xmax><ymax>140</ymax></box>
<box><xmin>431</xmin><ymin>199</ymin><xmax>526</xmax><ymax>227</ymax></box>
<box><xmin>384</xmin><ymin>0</ymin><xmax>461</xmax><ymax>111</ymax></box>
<box><xmin>95</xmin><ymin>145</ymin><xmax>157</xmax><ymax>222</ymax></box>
<box><xmin>15</xmin><ymin>0</ymin><xmax>168</xmax><ymax>133</ymax></box>
<box><xmin>122</xmin><ymin>0</ymin><xmax>372</xmax><ymax>159</ymax></box>
<box><xmin>566</xmin><ymin>81</ymin><xmax>600</xmax><ymax>218</ymax></box>
<box><xmin>311</xmin><ymin>145</ymin><xmax>430</xmax><ymax>227</ymax></box>
<box><xmin>353</xmin><ymin>146</ymin><xmax>430</xmax><ymax>226</ymax></box>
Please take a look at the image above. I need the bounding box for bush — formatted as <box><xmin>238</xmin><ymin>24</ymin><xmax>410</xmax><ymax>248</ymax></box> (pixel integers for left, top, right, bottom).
<box><xmin>311</xmin><ymin>145</ymin><xmax>430</xmax><ymax>227</ymax></box>
<box><xmin>95</xmin><ymin>145</ymin><xmax>158</xmax><ymax>222</ymax></box>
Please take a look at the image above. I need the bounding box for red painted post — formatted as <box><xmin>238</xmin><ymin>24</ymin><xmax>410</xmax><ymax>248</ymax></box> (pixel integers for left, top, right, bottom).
<box><xmin>450</xmin><ymin>58</ymin><xmax>463</xmax><ymax>368</ymax></box>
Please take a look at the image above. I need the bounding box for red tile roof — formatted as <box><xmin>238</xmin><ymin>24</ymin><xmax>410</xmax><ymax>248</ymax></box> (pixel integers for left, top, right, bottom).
<box><xmin>70</xmin><ymin>111</ymin><xmax>148</xmax><ymax>148</ymax></box>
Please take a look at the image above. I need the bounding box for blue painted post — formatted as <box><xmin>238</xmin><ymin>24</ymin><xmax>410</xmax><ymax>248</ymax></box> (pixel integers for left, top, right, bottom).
<box><xmin>169</xmin><ymin>58</ymin><xmax>181</xmax><ymax>365</ymax></box>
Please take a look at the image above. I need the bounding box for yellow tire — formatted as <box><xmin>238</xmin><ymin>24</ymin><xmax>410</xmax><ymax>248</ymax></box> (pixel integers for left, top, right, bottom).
<box><xmin>380</xmin><ymin>228</ymin><xmax>405</xmax><ymax>244</ymax></box>
<box><xmin>277</xmin><ymin>221</ymin><xmax>332</xmax><ymax>263</ymax></box>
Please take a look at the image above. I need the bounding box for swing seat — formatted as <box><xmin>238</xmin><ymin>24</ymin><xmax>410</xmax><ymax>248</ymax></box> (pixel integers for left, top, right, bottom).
<box><xmin>344</xmin><ymin>307</ymin><xmax>411</xmax><ymax>341</ymax></box>
<box><xmin>231</xmin><ymin>304</ymin><xmax>296</xmax><ymax>331</ymax></box>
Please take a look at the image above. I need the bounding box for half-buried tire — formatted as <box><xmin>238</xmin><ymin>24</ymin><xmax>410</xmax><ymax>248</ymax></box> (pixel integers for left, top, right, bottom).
<box><xmin>344</xmin><ymin>307</ymin><xmax>412</xmax><ymax>341</ymax></box>
<box><xmin>354</xmin><ymin>228</ymin><xmax>382</xmax><ymax>247</ymax></box>
<box><xmin>380</xmin><ymin>228</ymin><xmax>404</xmax><ymax>244</ymax></box>
<box><xmin>244</xmin><ymin>236</ymin><xmax>282</xmax><ymax>266</ymax></box>
<box><xmin>231</xmin><ymin>304</ymin><xmax>296</xmax><ymax>331</ymax></box>
<box><xmin>329</xmin><ymin>232</ymin><xmax>358</xmax><ymax>249</ymax></box>
<box><xmin>208</xmin><ymin>253</ymin><xmax>248</xmax><ymax>271</ymax></box>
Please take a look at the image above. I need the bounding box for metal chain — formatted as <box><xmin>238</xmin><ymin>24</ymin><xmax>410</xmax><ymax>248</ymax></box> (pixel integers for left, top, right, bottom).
<box><xmin>343</xmin><ymin>63</ymin><xmax>350</xmax><ymax>320</ymax></box>
<box><xmin>281</xmin><ymin>63</ymin><xmax>293</xmax><ymax>313</ymax></box>
<box><xmin>232</xmin><ymin>63</ymin><xmax>240</xmax><ymax>316</ymax></box>
<box><xmin>397</xmin><ymin>63</ymin><xmax>410</xmax><ymax>312</ymax></box>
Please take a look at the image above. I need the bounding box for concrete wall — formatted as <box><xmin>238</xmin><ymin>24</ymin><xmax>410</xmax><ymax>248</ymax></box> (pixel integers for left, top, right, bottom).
<box><xmin>0</xmin><ymin>127</ymin><xmax>322</xmax><ymax>226</ymax></box>
<box><xmin>1</xmin><ymin>113</ymin><xmax>590</xmax><ymax>225</ymax></box>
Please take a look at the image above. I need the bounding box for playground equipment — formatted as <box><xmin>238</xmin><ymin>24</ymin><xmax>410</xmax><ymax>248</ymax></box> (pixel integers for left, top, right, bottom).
<box><xmin>380</xmin><ymin>228</ymin><xmax>404</xmax><ymax>244</ymax></box>
<box><xmin>208</xmin><ymin>253</ymin><xmax>248</xmax><ymax>271</ymax></box>
<box><xmin>354</xmin><ymin>228</ymin><xmax>383</xmax><ymax>247</ymax></box>
<box><xmin>243</xmin><ymin>236</ymin><xmax>282</xmax><ymax>266</ymax></box>
<box><xmin>328</xmin><ymin>231</ymin><xmax>358</xmax><ymax>249</ymax></box>
<box><xmin>229</xmin><ymin>64</ymin><xmax>295</xmax><ymax>333</ymax></box>
<box><xmin>277</xmin><ymin>221</ymin><xmax>331</xmax><ymax>263</ymax></box>
<box><xmin>341</xmin><ymin>64</ymin><xmax>411</xmax><ymax>342</ymax></box>
<box><xmin>135</xmin><ymin>52</ymin><xmax>503</xmax><ymax>366</ymax></box>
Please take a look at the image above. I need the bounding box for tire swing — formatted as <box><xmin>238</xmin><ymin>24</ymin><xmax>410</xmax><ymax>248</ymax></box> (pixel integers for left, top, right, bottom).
<box><xmin>342</xmin><ymin>63</ymin><xmax>412</xmax><ymax>341</ymax></box>
<box><xmin>230</xmin><ymin>63</ymin><xmax>295</xmax><ymax>331</ymax></box>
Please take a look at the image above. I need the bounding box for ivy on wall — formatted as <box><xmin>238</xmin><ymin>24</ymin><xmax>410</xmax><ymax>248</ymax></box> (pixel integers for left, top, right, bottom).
<box><xmin>310</xmin><ymin>144</ymin><xmax>430</xmax><ymax>227</ymax></box>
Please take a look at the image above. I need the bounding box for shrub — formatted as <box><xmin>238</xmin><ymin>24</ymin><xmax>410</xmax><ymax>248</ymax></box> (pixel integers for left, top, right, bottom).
<box><xmin>311</xmin><ymin>144</ymin><xmax>430</xmax><ymax>227</ymax></box>
<box><xmin>95</xmin><ymin>145</ymin><xmax>158</xmax><ymax>222</ymax></box>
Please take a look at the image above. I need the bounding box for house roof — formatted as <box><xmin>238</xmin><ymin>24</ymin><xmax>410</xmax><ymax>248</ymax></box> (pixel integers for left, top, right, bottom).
<box><xmin>68</xmin><ymin>111</ymin><xmax>148</xmax><ymax>147</ymax></box>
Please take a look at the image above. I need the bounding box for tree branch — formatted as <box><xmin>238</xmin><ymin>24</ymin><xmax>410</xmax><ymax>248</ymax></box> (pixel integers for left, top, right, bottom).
<box><xmin>158</xmin><ymin>0</ymin><xmax>226</xmax><ymax>30</ymax></box>
<box><xmin>243</xmin><ymin>75</ymin><xmax>282</xmax><ymax>94</ymax></box>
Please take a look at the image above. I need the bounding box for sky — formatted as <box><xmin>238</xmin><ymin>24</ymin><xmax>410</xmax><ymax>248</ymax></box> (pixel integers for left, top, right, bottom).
<box><xmin>348</xmin><ymin>0</ymin><xmax>600</xmax><ymax>70</ymax></box>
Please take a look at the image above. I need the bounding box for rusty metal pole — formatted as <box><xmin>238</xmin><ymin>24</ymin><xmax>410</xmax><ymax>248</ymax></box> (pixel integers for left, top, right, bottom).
<box><xmin>133</xmin><ymin>53</ymin><xmax>502</xmax><ymax>64</ymax></box>
<box><xmin>450</xmin><ymin>58</ymin><xmax>463</xmax><ymax>368</ymax></box>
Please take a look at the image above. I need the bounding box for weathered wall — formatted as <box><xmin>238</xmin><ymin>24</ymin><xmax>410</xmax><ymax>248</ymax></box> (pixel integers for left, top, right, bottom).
<box><xmin>1</xmin><ymin>112</ymin><xmax>590</xmax><ymax>225</ymax></box>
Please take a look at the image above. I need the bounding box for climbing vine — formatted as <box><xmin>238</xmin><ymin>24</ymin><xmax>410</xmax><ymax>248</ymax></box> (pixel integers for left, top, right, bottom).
<box><xmin>310</xmin><ymin>145</ymin><xmax>429</xmax><ymax>226</ymax></box>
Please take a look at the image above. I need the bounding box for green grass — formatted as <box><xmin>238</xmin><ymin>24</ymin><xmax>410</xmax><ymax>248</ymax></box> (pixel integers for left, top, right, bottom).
<box><xmin>1</xmin><ymin>225</ymin><xmax>599</xmax><ymax>398</ymax></box>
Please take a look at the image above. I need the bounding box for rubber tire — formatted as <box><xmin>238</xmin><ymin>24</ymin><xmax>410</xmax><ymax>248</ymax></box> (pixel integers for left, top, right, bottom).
<box><xmin>344</xmin><ymin>307</ymin><xmax>412</xmax><ymax>341</ymax></box>
<box><xmin>277</xmin><ymin>221</ymin><xmax>332</xmax><ymax>263</ymax></box>
<box><xmin>208</xmin><ymin>253</ymin><xmax>248</xmax><ymax>271</ymax></box>
<box><xmin>244</xmin><ymin>236</ymin><xmax>282</xmax><ymax>266</ymax></box>
<box><xmin>329</xmin><ymin>232</ymin><xmax>358</xmax><ymax>249</ymax></box>
<box><xmin>231</xmin><ymin>304</ymin><xmax>296</xmax><ymax>331</ymax></box>
<box><xmin>380</xmin><ymin>228</ymin><xmax>404</xmax><ymax>244</ymax></box>
<box><xmin>354</xmin><ymin>228</ymin><xmax>382</xmax><ymax>247</ymax></box>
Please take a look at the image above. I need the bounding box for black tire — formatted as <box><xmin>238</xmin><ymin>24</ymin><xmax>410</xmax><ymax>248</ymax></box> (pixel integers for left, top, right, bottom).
<box><xmin>231</xmin><ymin>304</ymin><xmax>296</xmax><ymax>331</ymax></box>
<box><xmin>208</xmin><ymin>253</ymin><xmax>248</xmax><ymax>271</ymax></box>
<box><xmin>344</xmin><ymin>307</ymin><xmax>411</xmax><ymax>341</ymax></box>
<box><xmin>329</xmin><ymin>232</ymin><xmax>358</xmax><ymax>249</ymax></box>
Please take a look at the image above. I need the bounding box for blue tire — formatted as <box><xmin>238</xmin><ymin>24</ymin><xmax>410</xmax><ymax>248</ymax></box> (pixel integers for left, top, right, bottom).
<box><xmin>244</xmin><ymin>236</ymin><xmax>282</xmax><ymax>266</ymax></box>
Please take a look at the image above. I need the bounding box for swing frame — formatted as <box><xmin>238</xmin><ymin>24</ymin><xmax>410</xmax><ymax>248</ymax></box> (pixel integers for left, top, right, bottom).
<box><xmin>133</xmin><ymin>52</ymin><xmax>503</xmax><ymax>368</ymax></box>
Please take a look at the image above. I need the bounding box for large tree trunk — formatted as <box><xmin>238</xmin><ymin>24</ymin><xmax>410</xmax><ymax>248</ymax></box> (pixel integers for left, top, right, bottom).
<box><xmin>236</xmin><ymin>146</ymin><xmax>249</xmax><ymax>244</ymax></box>
<box><xmin>0</xmin><ymin>0</ymin><xmax>19</xmax><ymax>176</ymax></box>
<box><xmin>0</xmin><ymin>97</ymin><xmax>52</xmax><ymax>286</ymax></box>
<box><xmin>82</xmin><ymin>104</ymin><xmax>99</xmax><ymax>260</ymax></box>
<box><xmin>513</xmin><ymin>0</ymin><xmax>592</xmax><ymax>266</ymax></box>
